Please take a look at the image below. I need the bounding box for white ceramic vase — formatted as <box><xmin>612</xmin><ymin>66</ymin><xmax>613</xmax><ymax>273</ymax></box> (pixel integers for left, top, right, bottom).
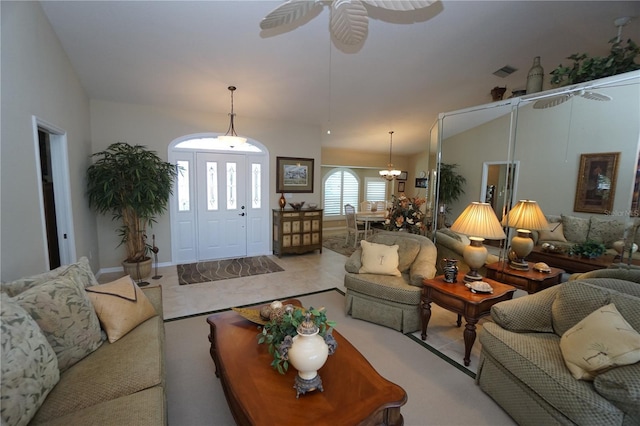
<box><xmin>288</xmin><ymin>319</ymin><xmax>329</xmax><ymax>382</ymax></box>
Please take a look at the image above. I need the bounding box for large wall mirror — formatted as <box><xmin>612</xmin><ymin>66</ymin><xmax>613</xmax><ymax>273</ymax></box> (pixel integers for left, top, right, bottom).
<box><xmin>434</xmin><ymin>70</ymin><xmax>640</xmax><ymax>249</ymax></box>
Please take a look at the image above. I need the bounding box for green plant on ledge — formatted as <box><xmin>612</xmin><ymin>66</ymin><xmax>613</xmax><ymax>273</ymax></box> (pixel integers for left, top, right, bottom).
<box><xmin>550</xmin><ymin>38</ymin><xmax>640</xmax><ymax>86</ymax></box>
<box><xmin>257</xmin><ymin>302</ymin><xmax>336</xmax><ymax>374</ymax></box>
<box><xmin>569</xmin><ymin>240</ymin><xmax>607</xmax><ymax>259</ymax></box>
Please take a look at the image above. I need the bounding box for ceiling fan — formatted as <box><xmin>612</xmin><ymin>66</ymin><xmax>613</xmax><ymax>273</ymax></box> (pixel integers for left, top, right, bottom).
<box><xmin>260</xmin><ymin>0</ymin><xmax>436</xmax><ymax>46</ymax></box>
<box><xmin>533</xmin><ymin>16</ymin><xmax>631</xmax><ymax>109</ymax></box>
<box><xmin>532</xmin><ymin>89</ymin><xmax>612</xmax><ymax>109</ymax></box>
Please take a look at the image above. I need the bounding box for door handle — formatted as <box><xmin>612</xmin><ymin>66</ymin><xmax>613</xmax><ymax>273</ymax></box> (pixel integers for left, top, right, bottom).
<box><xmin>239</xmin><ymin>212</ymin><xmax>245</xmax><ymax>216</ymax></box>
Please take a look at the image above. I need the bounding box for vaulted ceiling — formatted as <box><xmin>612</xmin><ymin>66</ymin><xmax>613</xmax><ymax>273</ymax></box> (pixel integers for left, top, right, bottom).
<box><xmin>40</xmin><ymin>1</ymin><xmax>640</xmax><ymax>155</ymax></box>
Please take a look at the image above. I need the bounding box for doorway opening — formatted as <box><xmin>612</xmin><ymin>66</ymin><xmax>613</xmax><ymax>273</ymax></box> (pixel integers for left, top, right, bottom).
<box><xmin>32</xmin><ymin>116</ymin><xmax>76</xmax><ymax>269</ymax></box>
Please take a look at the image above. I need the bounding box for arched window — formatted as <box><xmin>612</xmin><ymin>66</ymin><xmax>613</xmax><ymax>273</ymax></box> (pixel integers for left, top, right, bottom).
<box><xmin>323</xmin><ymin>168</ymin><xmax>359</xmax><ymax>216</ymax></box>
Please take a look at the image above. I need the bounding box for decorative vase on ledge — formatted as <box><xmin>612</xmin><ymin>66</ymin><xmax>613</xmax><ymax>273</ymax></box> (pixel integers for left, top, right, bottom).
<box><xmin>526</xmin><ymin>56</ymin><xmax>544</xmax><ymax>94</ymax></box>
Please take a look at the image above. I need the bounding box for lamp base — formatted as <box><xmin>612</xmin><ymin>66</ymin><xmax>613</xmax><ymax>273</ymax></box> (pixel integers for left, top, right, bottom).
<box><xmin>509</xmin><ymin>259</ymin><xmax>529</xmax><ymax>271</ymax></box>
<box><xmin>463</xmin><ymin>270</ymin><xmax>484</xmax><ymax>283</ymax></box>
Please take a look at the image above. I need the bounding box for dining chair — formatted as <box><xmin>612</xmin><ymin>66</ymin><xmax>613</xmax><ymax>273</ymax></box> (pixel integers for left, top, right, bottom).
<box><xmin>345</xmin><ymin>204</ymin><xmax>366</xmax><ymax>248</ymax></box>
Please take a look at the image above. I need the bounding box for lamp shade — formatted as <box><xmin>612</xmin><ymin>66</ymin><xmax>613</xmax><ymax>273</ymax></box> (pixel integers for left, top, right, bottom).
<box><xmin>450</xmin><ymin>202</ymin><xmax>506</xmax><ymax>240</ymax></box>
<box><xmin>502</xmin><ymin>200</ymin><xmax>548</xmax><ymax>230</ymax></box>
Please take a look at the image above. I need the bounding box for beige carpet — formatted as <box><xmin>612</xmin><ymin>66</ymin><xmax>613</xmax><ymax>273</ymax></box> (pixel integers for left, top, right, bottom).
<box><xmin>164</xmin><ymin>289</ymin><xmax>515</xmax><ymax>426</ymax></box>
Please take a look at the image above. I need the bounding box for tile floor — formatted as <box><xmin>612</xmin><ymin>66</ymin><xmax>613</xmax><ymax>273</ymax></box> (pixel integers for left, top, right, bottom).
<box><xmin>98</xmin><ymin>249</ymin><xmax>348</xmax><ymax>320</ymax></box>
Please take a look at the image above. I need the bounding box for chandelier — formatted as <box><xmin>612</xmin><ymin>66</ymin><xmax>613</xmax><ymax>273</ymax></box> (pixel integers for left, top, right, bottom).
<box><xmin>379</xmin><ymin>131</ymin><xmax>401</xmax><ymax>181</ymax></box>
<box><xmin>218</xmin><ymin>86</ymin><xmax>247</xmax><ymax>147</ymax></box>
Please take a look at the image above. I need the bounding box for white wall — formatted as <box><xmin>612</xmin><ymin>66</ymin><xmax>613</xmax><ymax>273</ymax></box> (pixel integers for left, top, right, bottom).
<box><xmin>1</xmin><ymin>1</ymin><xmax>97</xmax><ymax>281</ymax></box>
<box><xmin>90</xmin><ymin>100</ymin><xmax>322</xmax><ymax>269</ymax></box>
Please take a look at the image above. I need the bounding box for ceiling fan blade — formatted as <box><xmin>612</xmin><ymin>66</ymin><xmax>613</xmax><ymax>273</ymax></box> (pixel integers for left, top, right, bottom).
<box><xmin>331</xmin><ymin>0</ymin><xmax>368</xmax><ymax>45</ymax></box>
<box><xmin>580</xmin><ymin>91</ymin><xmax>612</xmax><ymax>102</ymax></box>
<box><xmin>533</xmin><ymin>94</ymin><xmax>572</xmax><ymax>109</ymax></box>
<box><xmin>260</xmin><ymin>0</ymin><xmax>320</xmax><ymax>30</ymax></box>
<box><xmin>361</xmin><ymin>0</ymin><xmax>436</xmax><ymax>11</ymax></box>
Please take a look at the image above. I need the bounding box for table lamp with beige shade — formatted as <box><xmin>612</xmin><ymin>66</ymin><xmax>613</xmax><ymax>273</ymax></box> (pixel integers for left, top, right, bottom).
<box><xmin>502</xmin><ymin>200</ymin><xmax>549</xmax><ymax>271</ymax></box>
<box><xmin>450</xmin><ymin>202</ymin><xmax>506</xmax><ymax>283</ymax></box>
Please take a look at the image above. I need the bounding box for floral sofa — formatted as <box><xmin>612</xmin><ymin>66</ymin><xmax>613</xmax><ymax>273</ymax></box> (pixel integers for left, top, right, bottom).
<box><xmin>1</xmin><ymin>257</ymin><xmax>166</xmax><ymax>426</ymax></box>
<box><xmin>477</xmin><ymin>275</ymin><xmax>640</xmax><ymax>425</ymax></box>
<box><xmin>344</xmin><ymin>231</ymin><xmax>438</xmax><ymax>333</ymax></box>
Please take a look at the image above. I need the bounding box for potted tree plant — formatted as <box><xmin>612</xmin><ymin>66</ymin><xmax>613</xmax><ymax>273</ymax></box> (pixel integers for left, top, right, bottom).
<box><xmin>86</xmin><ymin>142</ymin><xmax>178</xmax><ymax>279</ymax></box>
<box><xmin>436</xmin><ymin>163</ymin><xmax>466</xmax><ymax>228</ymax></box>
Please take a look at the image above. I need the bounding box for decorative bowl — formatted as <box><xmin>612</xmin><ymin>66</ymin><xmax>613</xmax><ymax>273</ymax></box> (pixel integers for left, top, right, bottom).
<box><xmin>307</xmin><ymin>203</ymin><xmax>318</xmax><ymax>209</ymax></box>
<box><xmin>289</xmin><ymin>202</ymin><xmax>305</xmax><ymax>210</ymax></box>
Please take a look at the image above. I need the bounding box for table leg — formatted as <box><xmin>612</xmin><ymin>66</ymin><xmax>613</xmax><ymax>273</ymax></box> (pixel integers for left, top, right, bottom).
<box><xmin>463</xmin><ymin>318</ymin><xmax>478</xmax><ymax>366</ymax></box>
<box><xmin>456</xmin><ymin>314</ymin><xmax>462</xmax><ymax>327</ymax></box>
<box><xmin>421</xmin><ymin>299</ymin><xmax>432</xmax><ymax>340</ymax></box>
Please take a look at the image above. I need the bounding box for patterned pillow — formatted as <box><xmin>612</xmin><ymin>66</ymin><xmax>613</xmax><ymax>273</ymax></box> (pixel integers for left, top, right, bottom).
<box><xmin>86</xmin><ymin>276</ymin><xmax>157</xmax><ymax>343</ymax></box>
<box><xmin>1</xmin><ymin>297</ymin><xmax>60</xmax><ymax>426</ymax></box>
<box><xmin>12</xmin><ymin>275</ymin><xmax>103</xmax><ymax>372</ymax></box>
<box><xmin>0</xmin><ymin>257</ymin><xmax>97</xmax><ymax>297</ymax></box>
<box><xmin>359</xmin><ymin>240</ymin><xmax>401</xmax><ymax>276</ymax></box>
<box><xmin>588</xmin><ymin>217</ymin><xmax>627</xmax><ymax>248</ymax></box>
<box><xmin>561</xmin><ymin>214</ymin><xmax>590</xmax><ymax>244</ymax></box>
<box><xmin>560</xmin><ymin>303</ymin><xmax>640</xmax><ymax>380</ymax></box>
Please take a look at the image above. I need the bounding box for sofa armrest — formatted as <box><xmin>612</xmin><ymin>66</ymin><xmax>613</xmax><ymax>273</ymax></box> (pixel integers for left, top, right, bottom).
<box><xmin>490</xmin><ymin>285</ymin><xmax>561</xmax><ymax>333</ymax></box>
<box><xmin>141</xmin><ymin>285</ymin><xmax>163</xmax><ymax>321</ymax></box>
<box><xmin>409</xmin><ymin>243</ymin><xmax>438</xmax><ymax>286</ymax></box>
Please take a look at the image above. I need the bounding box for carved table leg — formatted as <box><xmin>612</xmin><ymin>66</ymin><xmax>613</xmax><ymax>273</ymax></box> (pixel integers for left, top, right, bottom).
<box><xmin>421</xmin><ymin>299</ymin><xmax>432</xmax><ymax>341</ymax></box>
<box><xmin>463</xmin><ymin>318</ymin><xmax>478</xmax><ymax>367</ymax></box>
<box><xmin>456</xmin><ymin>314</ymin><xmax>462</xmax><ymax>327</ymax></box>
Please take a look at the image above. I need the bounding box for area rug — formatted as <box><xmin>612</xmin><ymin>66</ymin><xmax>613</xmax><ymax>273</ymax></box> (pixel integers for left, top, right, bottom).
<box><xmin>322</xmin><ymin>234</ymin><xmax>357</xmax><ymax>257</ymax></box>
<box><xmin>177</xmin><ymin>256</ymin><xmax>284</xmax><ymax>285</ymax></box>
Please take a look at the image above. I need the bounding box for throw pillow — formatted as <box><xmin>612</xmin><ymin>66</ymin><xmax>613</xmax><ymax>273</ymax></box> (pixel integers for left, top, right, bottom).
<box><xmin>358</xmin><ymin>240</ymin><xmax>401</xmax><ymax>276</ymax></box>
<box><xmin>12</xmin><ymin>275</ymin><xmax>104</xmax><ymax>372</ymax></box>
<box><xmin>1</xmin><ymin>297</ymin><xmax>60</xmax><ymax>426</ymax></box>
<box><xmin>588</xmin><ymin>217</ymin><xmax>627</xmax><ymax>248</ymax></box>
<box><xmin>538</xmin><ymin>222</ymin><xmax>567</xmax><ymax>242</ymax></box>
<box><xmin>561</xmin><ymin>214</ymin><xmax>590</xmax><ymax>244</ymax></box>
<box><xmin>560</xmin><ymin>303</ymin><xmax>640</xmax><ymax>380</ymax></box>
<box><xmin>86</xmin><ymin>276</ymin><xmax>157</xmax><ymax>343</ymax></box>
<box><xmin>0</xmin><ymin>256</ymin><xmax>97</xmax><ymax>297</ymax></box>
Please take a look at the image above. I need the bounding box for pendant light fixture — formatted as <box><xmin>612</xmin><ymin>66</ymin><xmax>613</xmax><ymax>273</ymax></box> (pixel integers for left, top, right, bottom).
<box><xmin>218</xmin><ymin>85</ymin><xmax>247</xmax><ymax>146</ymax></box>
<box><xmin>379</xmin><ymin>131</ymin><xmax>401</xmax><ymax>181</ymax></box>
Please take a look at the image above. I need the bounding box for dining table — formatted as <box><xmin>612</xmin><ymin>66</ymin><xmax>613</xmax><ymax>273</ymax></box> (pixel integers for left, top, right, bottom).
<box><xmin>355</xmin><ymin>212</ymin><xmax>387</xmax><ymax>239</ymax></box>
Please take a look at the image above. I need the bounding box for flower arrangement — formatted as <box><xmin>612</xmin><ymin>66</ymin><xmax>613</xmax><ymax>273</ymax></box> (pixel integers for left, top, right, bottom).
<box><xmin>384</xmin><ymin>193</ymin><xmax>427</xmax><ymax>234</ymax></box>
<box><xmin>257</xmin><ymin>301</ymin><xmax>336</xmax><ymax>374</ymax></box>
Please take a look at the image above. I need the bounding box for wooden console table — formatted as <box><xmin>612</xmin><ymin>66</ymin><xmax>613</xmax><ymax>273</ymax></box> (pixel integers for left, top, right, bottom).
<box><xmin>207</xmin><ymin>299</ymin><xmax>407</xmax><ymax>425</ymax></box>
<box><xmin>272</xmin><ymin>209</ymin><xmax>323</xmax><ymax>257</ymax></box>
<box><xmin>485</xmin><ymin>261</ymin><xmax>564</xmax><ymax>293</ymax></box>
<box><xmin>421</xmin><ymin>274</ymin><xmax>516</xmax><ymax>366</ymax></box>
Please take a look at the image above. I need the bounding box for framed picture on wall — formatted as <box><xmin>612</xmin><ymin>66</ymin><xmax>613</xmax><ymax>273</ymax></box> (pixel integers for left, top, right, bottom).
<box><xmin>574</xmin><ymin>152</ymin><xmax>619</xmax><ymax>214</ymax></box>
<box><xmin>397</xmin><ymin>171</ymin><xmax>408</xmax><ymax>181</ymax></box>
<box><xmin>397</xmin><ymin>181</ymin><xmax>405</xmax><ymax>192</ymax></box>
<box><xmin>276</xmin><ymin>157</ymin><xmax>314</xmax><ymax>193</ymax></box>
<box><xmin>415</xmin><ymin>178</ymin><xmax>428</xmax><ymax>188</ymax></box>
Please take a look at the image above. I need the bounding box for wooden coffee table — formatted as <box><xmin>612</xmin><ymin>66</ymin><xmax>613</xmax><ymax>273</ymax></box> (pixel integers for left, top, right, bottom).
<box><xmin>421</xmin><ymin>274</ymin><xmax>516</xmax><ymax>366</ymax></box>
<box><xmin>527</xmin><ymin>247</ymin><xmax>640</xmax><ymax>273</ymax></box>
<box><xmin>207</xmin><ymin>299</ymin><xmax>407</xmax><ymax>426</ymax></box>
<box><xmin>485</xmin><ymin>260</ymin><xmax>565</xmax><ymax>293</ymax></box>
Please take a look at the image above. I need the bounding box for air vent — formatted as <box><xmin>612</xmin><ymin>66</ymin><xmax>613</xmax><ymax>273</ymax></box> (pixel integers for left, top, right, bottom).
<box><xmin>493</xmin><ymin>65</ymin><xmax>518</xmax><ymax>78</ymax></box>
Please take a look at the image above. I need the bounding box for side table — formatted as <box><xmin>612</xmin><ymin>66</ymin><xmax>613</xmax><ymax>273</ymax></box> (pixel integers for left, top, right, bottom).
<box><xmin>485</xmin><ymin>261</ymin><xmax>564</xmax><ymax>294</ymax></box>
<box><xmin>421</xmin><ymin>273</ymin><xmax>516</xmax><ymax>366</ymax></box>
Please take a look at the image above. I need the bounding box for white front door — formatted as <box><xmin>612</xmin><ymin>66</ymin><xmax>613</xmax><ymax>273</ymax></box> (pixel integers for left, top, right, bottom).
<box><xmin>196</xmin><ymin>152</ymin><xmax>247</xmax><ymax>260</ymax></box>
